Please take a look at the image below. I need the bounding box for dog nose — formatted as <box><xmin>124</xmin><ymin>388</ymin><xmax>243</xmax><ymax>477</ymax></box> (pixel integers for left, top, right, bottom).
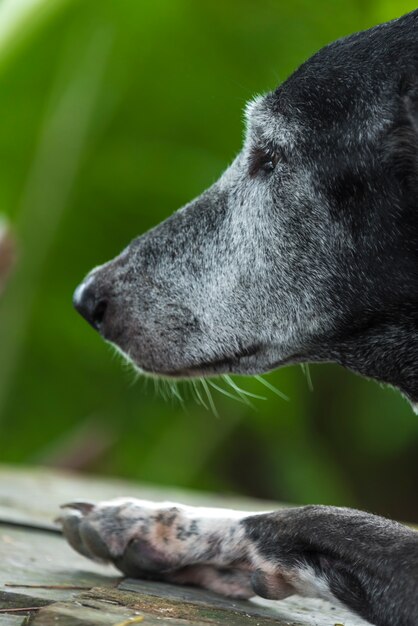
<box><xmin>73</xmin><ymin>281</ymin><xmax>108</xmax><ymax>332</ymax></box>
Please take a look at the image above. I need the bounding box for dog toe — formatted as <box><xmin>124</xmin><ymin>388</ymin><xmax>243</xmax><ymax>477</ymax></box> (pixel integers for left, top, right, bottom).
<box><xmin>59</xmin><ymin>510</ymin><xmax>95</xmax><ymax>559</ymax></box>
<box><xmin>78</xmin><ymin>518</ymin><xmax>113</xmax><ymax>561</ymax></box>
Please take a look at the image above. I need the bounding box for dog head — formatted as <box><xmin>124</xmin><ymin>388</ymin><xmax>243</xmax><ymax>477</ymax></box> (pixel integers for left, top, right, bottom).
<box><xmin>74</xmin><ymin>11</ymin><xmax>418</xmax><ymax>404</ymax></box>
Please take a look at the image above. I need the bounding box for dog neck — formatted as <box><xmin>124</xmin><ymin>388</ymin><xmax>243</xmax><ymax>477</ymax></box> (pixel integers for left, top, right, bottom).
<box><xmin>326</xmin><ymin>309</ymin><xmax>418</xmax><ymax>408</ymax></box>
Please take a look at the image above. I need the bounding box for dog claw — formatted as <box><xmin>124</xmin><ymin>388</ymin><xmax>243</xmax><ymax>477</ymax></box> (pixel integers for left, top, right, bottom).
<box><xmin>60</xmin><ymin>501</ymin><xmax>95</xmax><ymax>514</ymax></box>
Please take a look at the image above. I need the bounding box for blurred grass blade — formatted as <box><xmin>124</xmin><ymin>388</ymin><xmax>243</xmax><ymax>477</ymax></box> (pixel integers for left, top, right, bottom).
<box><xmin>0</xmin><ymin>26</ymin><xmax>113</xmax><ymax>421</ymax></box>
<box><xmin>0</xmin><ymin>0</ymin><xmax>72</xmax><ymax>73</ymax></box>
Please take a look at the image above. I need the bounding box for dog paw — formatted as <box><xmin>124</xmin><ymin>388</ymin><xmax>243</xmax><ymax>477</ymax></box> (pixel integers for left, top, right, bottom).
<box><xmin>58</xmin><ymin>498</ymin><xmax>195</xmax><ymax>576</ymax></box>
<box><xmin>58</xmin><ymin>498</ymin><xmax>258</xmax><ymax>598</ymax></box>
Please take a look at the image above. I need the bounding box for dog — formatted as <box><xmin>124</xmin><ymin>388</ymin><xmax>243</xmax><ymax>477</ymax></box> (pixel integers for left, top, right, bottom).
<box><xmin>60</xmin><ymin>10</ymin><xmax>418</xmax><ymax>626</ymax></box>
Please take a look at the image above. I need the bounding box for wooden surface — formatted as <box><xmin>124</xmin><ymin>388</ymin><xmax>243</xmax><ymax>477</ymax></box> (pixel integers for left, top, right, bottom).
<box><xmin>0</xmin><ymin>465</ymin><xmax>371</xmax><ymax>625</ymax></box>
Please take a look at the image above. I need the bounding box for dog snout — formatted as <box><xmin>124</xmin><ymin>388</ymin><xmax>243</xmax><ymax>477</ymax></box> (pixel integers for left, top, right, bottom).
<box><xmin>73</xmin><ymin>280</ymin><xmax>108</xmax><ymax>332</ymax></box>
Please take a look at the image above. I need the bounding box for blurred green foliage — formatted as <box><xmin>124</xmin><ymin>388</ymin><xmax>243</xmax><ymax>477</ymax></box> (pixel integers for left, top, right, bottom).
<box><xmin>0</xmin><ymin>0</ymin><xmax>417</xmax><ymax>520</ymax></box>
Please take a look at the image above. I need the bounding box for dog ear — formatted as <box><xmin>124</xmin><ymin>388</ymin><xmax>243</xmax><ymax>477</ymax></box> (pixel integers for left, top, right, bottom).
<box><xmin>384</xmin><ymin>74</ymin><xmax>418</xmax><ymax>185</ymax></box>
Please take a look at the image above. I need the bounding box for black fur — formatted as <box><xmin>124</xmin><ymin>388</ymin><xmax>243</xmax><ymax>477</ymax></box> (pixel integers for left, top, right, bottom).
<box><xmin>243</xmin><ymin>506</ymin><xmax>418</xmax><ymax>625</ymax></box>
<box><xmin>268</xmin><ymin>10</ymin><xmax>418</xmax><ymax>402</ymax></box>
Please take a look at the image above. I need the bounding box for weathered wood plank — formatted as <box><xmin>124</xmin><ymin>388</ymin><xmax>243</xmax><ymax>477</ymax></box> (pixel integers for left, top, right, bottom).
<box><xmin>0</xmin><ymin>526</ymin><xmax>119</xmax><ymax>606</ymax></box>
<box><xmin>0</xmin><ymin>616</ymin><xmax>27</xmax><ymax>626</ymax></box>
<box><xmin>0</xmin><ymin>465</ymin><xmax>372</xmax><ymax>625</ymax></box>
<box><xmin>30</xmin><ymin>596</ymin><xmax>279</xmax><ymax>626</ymax></box>
<box><xmin>30</xmin><ymin>600</ymin><xmax>150</xmax><ymax>626</ymax></box>
<box><xmin>0</xmin><ymin>465</ymin><xmax>279</xmax><ymax>530</ymax></box>
<box><xmin>29</xmin><ymin>584</ymin><xmax>370</xmax><ymax>626</ymax></box>
<box><xmin>80</xmin><ymin>584</ymin><xmax>293</xmax><ymax>625</ymax></box>
<box><xmin>117</xmin><ymin>580</ymin><xmax>369</xmax><ymax>626</ymax></box>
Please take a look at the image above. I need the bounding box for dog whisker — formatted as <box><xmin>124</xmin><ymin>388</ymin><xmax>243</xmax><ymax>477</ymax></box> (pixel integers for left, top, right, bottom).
<box><xmin>207</xmin><ymin>379</ymin><xmax>248</xmax><ymax>405</ymax></box>
<box><xmin>200</xmin><ymin>378</ymin><xmax>219</xmax><ymax>417</ymax></box>
<box><xmin>222</xmin><ymin>375</ymin><xmax>263</xmax><ymax>405</ymax></box>
<box><xmin>191</xmin><ymin>379</ymin><xmax>209</xmax><ymax>410</ymax></box>
<box><xmin>253</xmin><ymin>375</ymin><xmax>289</xmax><ymax>401</ymax></box>
<box><xmin>301</xmin><ymin>363</ymin><xmax>314</xmax><ymax>392</ymax></box>
<box><xmin>169</xmin><ymin>381</ymin><xmax>184</xmax><ymax>405</ymax></box>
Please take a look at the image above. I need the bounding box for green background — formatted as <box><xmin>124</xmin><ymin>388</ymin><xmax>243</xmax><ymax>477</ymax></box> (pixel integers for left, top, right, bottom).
<box><xmin>0</xmin><ymin>0</ymin><xmax>417</xmax><ymax>520</ymax></box>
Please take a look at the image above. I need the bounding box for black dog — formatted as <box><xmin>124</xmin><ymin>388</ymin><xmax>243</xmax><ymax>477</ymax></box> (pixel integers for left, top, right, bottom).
<box><xmin>62</xmin><ymin>11</ymin><xmax>418</xmax><ymax>626</ymax></box>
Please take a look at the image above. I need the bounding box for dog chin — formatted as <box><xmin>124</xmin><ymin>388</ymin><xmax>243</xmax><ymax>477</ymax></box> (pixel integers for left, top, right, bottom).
<box><xmin>108</xmin><ymin>339</ymin><xmax>289</xmax><ymax>380</ymax></box>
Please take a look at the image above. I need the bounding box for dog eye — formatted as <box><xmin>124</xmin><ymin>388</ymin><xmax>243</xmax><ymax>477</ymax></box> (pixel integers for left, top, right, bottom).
<box><xmin>249</xmin><ymin>146</ymin><xmax>285</xmax><ymax>177</ymax></box>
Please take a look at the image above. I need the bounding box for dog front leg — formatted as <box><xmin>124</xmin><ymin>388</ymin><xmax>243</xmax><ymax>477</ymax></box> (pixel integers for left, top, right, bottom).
<box><xmin>59</xmin><ymin>500</ymin><xmax>418</xmax><ymax>625</ymax></box>
<box><xmin>243</xmin><ymin>505</ymin><xmax>418</xmax><ymax>626</ymax></box>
